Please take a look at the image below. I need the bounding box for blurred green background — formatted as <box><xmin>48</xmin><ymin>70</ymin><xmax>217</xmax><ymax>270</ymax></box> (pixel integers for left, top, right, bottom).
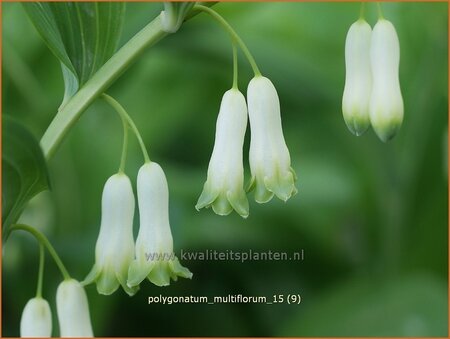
<box><xmin>2</xmin><ymin>2</ymin><xmax>448</xmax><ymax>337</ymax></box>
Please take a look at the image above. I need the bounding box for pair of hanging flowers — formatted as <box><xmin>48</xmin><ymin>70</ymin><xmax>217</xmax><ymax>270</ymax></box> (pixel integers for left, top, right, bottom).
<box><xmin>196</xmin><ymin>77</ymin><xmax>298</xmax><ymax>217</ymax></box>
<box><xmin>83</xmin><ymin>95</ymin><xmax>192</xmax><ymax>296</ymax></box>
<box><xmin>21</xmin><ymin>280</ymin><xmax>93</xmax><ymax>337</ymax></box>
<box><xmin>342</xmin><ymin>7</ymin><xmax>403</xmax><ymax>142</ymax></box>
<box><xmin>194</xmin><ymin>6</ymin><xmax>297</xmax><ymax>218</ymax></box>
<box><xmin>84</xmin><ymin>163</ymin><xmax>192</xmax><ymax>295</ymax></box>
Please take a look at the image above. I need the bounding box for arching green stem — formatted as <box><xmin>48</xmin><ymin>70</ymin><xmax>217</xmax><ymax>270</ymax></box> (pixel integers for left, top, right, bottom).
<box><xmin>40</xmin><ymin>4</ymin><xmax>216</xmax><ymax>160</ymax></box>
<box><xmin>6</xmin><ymin>224</ymin><xmax>71</xmax><ymax>281</ymax></box>
<box><xmin>193</xmin><ymin>5</ymin><xmax>261</xmax><ymax>77</ymax></box>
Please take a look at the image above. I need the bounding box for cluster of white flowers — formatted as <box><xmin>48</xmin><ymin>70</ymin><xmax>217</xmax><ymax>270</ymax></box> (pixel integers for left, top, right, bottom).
<box><xmin>84</xmin><ymin>163</ymin><xmax>192</xmax><ymax>296</ymax></box>
<box><xmin>17</xmin><ymin>4</ymin><xmax>409</xmax><ymax>338</ymax></box>
<box><xmin>20</xmin><ymin>279</ymin><xmax>93</xmax><ymax>337</ymax></box>
<box><xmin>342</xmin><ymin>16</ymin><xmax>403</xmax><ymax>142</ymax></box>
<box><xmin>196</xmin><ymin>76</ymin><xmax>297</xmax><ymax>218</ymax></box>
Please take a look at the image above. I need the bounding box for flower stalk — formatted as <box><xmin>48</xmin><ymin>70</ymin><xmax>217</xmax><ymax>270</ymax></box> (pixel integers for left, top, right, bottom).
<box><xmin>232</xmin><ymin>43</ymin><xmax>238</xmax><ymax>89</ymax></box>
<box><xmin>6</xmin><ymin>224</ymin><xmax>71</xmax><ymax>281</ymax></box>
<box><xmin>36</xmin><ymin>244</ymin><xmax>45</xmax><ymax>298</ymax></box>
<box><xmin>102</xmin><ymin>93</ymin><xmax>150</xmax><ymax>164</ymax></box>
<box><xmin>193</xmin><ymin>5</ymin><xmax>261</xmax><ymax>77</ymax></box>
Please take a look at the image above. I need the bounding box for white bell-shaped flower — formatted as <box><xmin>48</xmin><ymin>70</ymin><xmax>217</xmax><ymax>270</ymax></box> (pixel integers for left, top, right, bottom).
<box><xmin>127</xmin><ymin>162</ymin><xmax>192</xmax><ymax>287</ymax></box>
<box><xmin>370</xmin><ymin>19</ymin><xmax>404</xmax><ymax>142</ymax></box>
<box><xmin>56</xmin><ymin>279</ymin><xmax>93</xmax><ymax>337</ymax></box>
<box><xmin>247</xmin><ymin>76</ymin><xmax>297</xmax><ymax>203</ymax></box>
<box><xmin>84</xmin><ymin>173</ymin><xmax>138</xmax><ymax>296</ymax></box>
<box><xmin>20</xmin><ymin>297</ymin><xmax>52</xmax><ymax>337</ymax></box>
<box><xmin>342</xmin><ymin>19</ymin><xmax>372</xmax><ymax>136</ymax></box>
<box><xmin>196</xmin><ymin>89</ymin><xmax>249</xmax><ymax>217</ymax></box>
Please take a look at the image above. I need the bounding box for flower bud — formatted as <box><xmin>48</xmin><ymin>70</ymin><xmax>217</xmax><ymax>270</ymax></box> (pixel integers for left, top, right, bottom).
<box><xmin>196</xmin><ymin>89</ymin><xmax>249</xmax><ymax>218</ymax></box>
<box><xmin>247</xmin><ymin>76</ymin><xmax>297</xmax><ymax>203</ymax></box>
<box><xmin>56</xmin><ymin>279</ymin><xmax>93</xmax><ymax>337</ymax></box>
<box><xmin>342</xmin><ymin>19</ymin><xmax>372</xmax><ymax>136</ymax></box>
<box><xmin>20</xmin><ymin>297</ymin><xmax>52</xmax><ymax>337</ymax></box>
<box><xmin>84</xmin><ymin>173</ymin><xmax>138</xmax><ymax>296</ymax></box>
<box><xmin>370</xmin><ymin>19</ymin><xmax>404</xmax><ymax>142</ymax></box>
<box><xmin>127</xmin><ymin>162</ymin><xmax>192</xmax><ymax>288</ymax></box>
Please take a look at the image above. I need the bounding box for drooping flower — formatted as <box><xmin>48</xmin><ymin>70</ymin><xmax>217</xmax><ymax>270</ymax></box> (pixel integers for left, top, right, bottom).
<box><xmin>20</xmin><ymin>297</ymin><xmax>52</xmax><ymax>337</ymax></box>
<box><xmin>342</xmin><ymin>19</ymin><xmax>372</xmax><ymax>136</ymax></box>
<box><xmin>369</xmin><ymin>18</ymin><xmax>404</xmax><ymax>142</ymax></box>
<box><xmin>247</xmin><ymin>76</ymin><xmax>297</xmax><ymax>203</ymax></box>
<box><xmin>84</xmin><ymin>173</ymin><xmax>138</xmax><ymax>296</ymax></box>
<box><xmin>127</xmin><ymin>162</ymin><xmax>192</xmax><ymax>288</ymax></box>
<box><xmin>56</xmin><ymin>279</ymin><xmax>93</xmax><ymax>337</ymax></box>
<box><xmin>196</xmin><ymin>89</ymin><xmax>249</xmax><ymax>218</ymax></box>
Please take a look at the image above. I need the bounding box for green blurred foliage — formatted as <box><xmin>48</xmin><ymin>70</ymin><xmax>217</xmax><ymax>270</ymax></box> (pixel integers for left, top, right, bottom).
<box><xmin>2</xmin><ymin>2</ymin><xmax>448</xmax><ymax>337</ymax></box>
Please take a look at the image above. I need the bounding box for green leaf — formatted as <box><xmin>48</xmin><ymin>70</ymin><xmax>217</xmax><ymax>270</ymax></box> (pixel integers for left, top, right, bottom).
<box><xmin>22</xmin><ymin>2</ymin><xmax>126</xmax><ymax>105</ymax></box>
<box><xmin>2</xmin><ymin>116</ymin><xmax>50</xmax><ymax>230</ymax></box>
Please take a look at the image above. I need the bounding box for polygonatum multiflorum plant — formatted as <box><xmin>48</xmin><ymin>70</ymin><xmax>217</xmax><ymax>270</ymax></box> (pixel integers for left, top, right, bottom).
<box><xmin>3</xmin><ymin>2</ymin><xmax>403</xmax><ymax>337</ymax></box>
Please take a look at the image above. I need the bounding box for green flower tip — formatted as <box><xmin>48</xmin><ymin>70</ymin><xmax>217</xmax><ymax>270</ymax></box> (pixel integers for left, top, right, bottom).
<box><xmin>372</xmin><ymin>117</ymin><xmax>403</xmax><ymax>142</ymax></box>
<box><xmin>127</xmin><ymin>256</ymin><xmax>192</xmax><ymax>288</ymax></box>
<box><xmin>343</xmin><ymin>112</ymin><xmax>370</xmax><ymax>137</ymax></box>
<box><xmin>248</xmin><ymin>167</ymin><xmax>298</xmax><ymax>204</ymax></box>
<box><xmin>83</xmin><ymin>264</ymin><xmax>139</xmax><ymax>297</ymax></box>
<box><xmin>127</xmin><ymin>260</ymin><xmax>149</xmax><ymax>288</ymax></box>
<box><xmin>196</xmin><ymin>185</ymin><xmax>249</xmax><ymax>218</ymax></box>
